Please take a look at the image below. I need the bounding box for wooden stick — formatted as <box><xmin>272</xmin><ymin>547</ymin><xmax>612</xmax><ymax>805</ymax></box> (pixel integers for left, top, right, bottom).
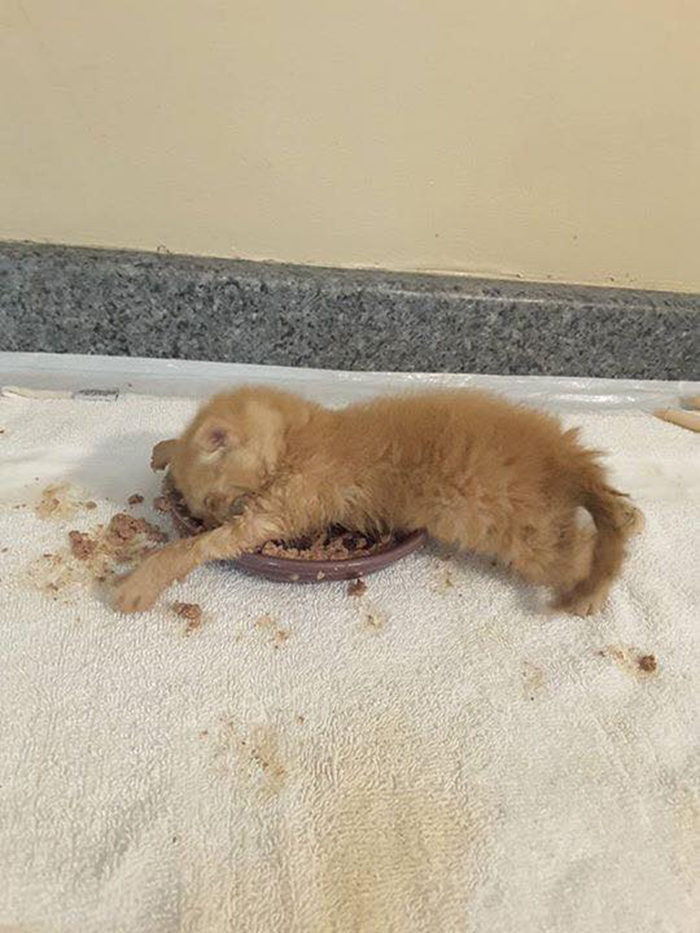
<box><xmin>686</xmin><ymin>395</ymin><xmax>700</xmax><ymax>411</ymax></box>
<box><xmin>654</xmin><ymin>409</ymin><xmax>700</xmax><ymax>433</ymax></box>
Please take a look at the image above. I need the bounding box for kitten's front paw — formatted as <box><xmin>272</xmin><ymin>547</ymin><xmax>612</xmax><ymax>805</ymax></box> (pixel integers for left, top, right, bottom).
<box><xmin>113</xmin><ymin>571</ymin><xmax>161</xmax><ymax>614</ymax></box>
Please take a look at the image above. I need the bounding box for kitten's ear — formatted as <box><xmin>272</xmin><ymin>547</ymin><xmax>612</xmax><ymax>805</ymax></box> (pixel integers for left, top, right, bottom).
<box><xmin>193</xmin><ymin>418</ymin><xmax>236</xmax><ymax>455</ymax></box>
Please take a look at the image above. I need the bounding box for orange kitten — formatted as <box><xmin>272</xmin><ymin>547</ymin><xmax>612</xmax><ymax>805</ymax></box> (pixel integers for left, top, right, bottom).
<box><xmin>114</xmin><ymin>387</ymin><xmax>642</xmax><ymax>615</ymax></box>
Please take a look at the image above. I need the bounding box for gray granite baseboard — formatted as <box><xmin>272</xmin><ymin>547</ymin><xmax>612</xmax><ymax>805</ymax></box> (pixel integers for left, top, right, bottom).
<box><xmin>0</xmin><ymin>241</ymin><xmax>697</xmax><ymax>379</ymax></box>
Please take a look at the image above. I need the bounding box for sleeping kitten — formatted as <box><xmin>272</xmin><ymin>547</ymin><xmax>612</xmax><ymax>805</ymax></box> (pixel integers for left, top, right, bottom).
<box><xmin>114</xmin><ymin>387</ymin><xmax>642</xmax><ymax>615</ymax></box>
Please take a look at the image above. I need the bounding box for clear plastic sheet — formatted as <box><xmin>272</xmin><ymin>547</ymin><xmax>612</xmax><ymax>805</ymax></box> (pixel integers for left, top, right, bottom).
<box><xmin>1</xmin><ymin>351</ymin><xmax>698</xmax><ymax>412</ymax></box>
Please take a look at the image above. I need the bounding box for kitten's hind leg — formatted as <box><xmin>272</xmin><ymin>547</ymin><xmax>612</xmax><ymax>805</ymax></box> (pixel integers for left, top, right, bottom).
<box><xmin>506</xmin><ymin>509</ymin><xmax>600</xmax><ymax>615</ymax></box>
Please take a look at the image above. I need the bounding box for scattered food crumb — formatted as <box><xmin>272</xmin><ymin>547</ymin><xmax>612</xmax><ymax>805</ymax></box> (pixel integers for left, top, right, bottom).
<box><xmin>26</xmin><ymin>551</ymin><xmax>82</xmax><ymax>595</ymax></box>
<box><xmin>109</xmin><ymin>512</ymin><xmax>143</xmax><ymax>542</ymax></box>
<box><xmin>435</xmin><ymin>565</ymin><xmax>455</xmax><ymax>591</ymax></box>
<box><xmin>521</xmin><ymin>661</ymin><xmax>545</xmax><ymax>701</ymax></box>
<box><xmin>599</xmin><ymin>645</ymin><xmax>658</xmax><ymax>680</ymax></box>
<box><xmin>172</xmin><ymin>601</ymin><xmax>203</xmax><ymax>633</ymax></box>
<box><xmin>128</xmin><ymin>494</ymin><xmax>144</xmax><ymax>506</ymax></box>
<box><xmin>84</xmin><ymin>501</ymin><xmax>97</xmax><ymax>510</ymax></box>
<box><xmin>347</xmin><ymin>578</ymin><xmax>367</xmax><ymax>597</ymax></box>
<box><xmin>363</xmin><ymin>607</ymin><xmax>387</xmax><ymax>632</ymax></box>
<box><xmin>1</xmin><ymin>547</ymin><xmax>8</xmax><ymax>554</ymax></box>
<box><xmin>172</xmin><ymin>601</ymin><xmax>202</xmax><ymax>621</ymax></box>
<box><xmin>153</xmin><ymin>496</ymin><xmax>170</xmax><ymax>513</ymax></box>
<box><xmin>30</xmin><ymin>508</ymin><xmax>170</xmax><ymax>599</ymax></box>
<box><xmin>296</xmin><ymin>715</ymin><xmax>305</xmax><ymax>724</ymax></box>
<box><xmin>108</xmin><ymin>512</ymin><xmax>168</xmax><ymax>546</ymax></box>
<box><xmin>255</xmin><ymin>613</ymin><xmax>290</xmax><ymax>647</ymax></box>
<box><xmin>35</xmin><ymin>483</ymin><xmax>79</xmax><ymax>521</ymax></box>
<box><xmin>38</xmin><ymin>495</ymin><xmax>59</xmax><ymax>516</ymax></box>
<box><xmin>68</xmin><ymin>530</ymin><xmax>97</xmax><ymax>561</ymax></box>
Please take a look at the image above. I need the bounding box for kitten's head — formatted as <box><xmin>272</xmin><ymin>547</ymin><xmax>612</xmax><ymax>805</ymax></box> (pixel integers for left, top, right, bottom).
<box><xmin>161</xmin><ymin>387</ymin><xmax>317</xmax><ymax>525</ymax></box>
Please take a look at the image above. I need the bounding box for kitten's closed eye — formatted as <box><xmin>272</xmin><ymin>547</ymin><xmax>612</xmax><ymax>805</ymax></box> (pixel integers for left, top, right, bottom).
<box><xmin>204</xmin><ymin>492</ymin><xmax>227</xmax><ymax>513</ymax></box>
<box><xmin>204</xmin><ymin>491</ymin><xmax>249</xmax><ymax>521</ymax></box>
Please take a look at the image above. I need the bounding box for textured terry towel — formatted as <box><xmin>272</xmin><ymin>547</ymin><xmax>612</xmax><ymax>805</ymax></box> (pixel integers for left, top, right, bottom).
<box><xmin>0</xmin><ymin>391</ymin><xmax>698</xmax><ymax>933</ymax></box>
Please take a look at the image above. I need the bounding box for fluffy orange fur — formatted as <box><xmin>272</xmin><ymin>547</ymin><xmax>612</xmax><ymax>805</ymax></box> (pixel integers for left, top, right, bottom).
<box><xmin>114</xmin><ymin>387</ymin><xmax>642</xmax><ymax>615</ymax></box>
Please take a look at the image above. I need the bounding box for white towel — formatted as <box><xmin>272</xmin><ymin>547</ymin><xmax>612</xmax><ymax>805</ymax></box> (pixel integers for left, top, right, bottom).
<box><xmin>0</xmin><ymin>388</ymin><xmax>698</xmax><ymax>933</ymax></box>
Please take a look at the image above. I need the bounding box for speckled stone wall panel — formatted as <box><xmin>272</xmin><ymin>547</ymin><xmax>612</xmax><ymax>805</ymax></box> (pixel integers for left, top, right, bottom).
<box><xmin>0</xmin><ymin>242</ymin><xmax>697</xmax><ymax>378</ymax></box>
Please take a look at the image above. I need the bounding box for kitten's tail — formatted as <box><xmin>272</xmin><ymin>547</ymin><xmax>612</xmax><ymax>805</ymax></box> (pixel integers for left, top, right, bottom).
<box><xmin>556</xmin><ymin>464</ymin><xmax>627</xmax><ymax>616</ymax></box>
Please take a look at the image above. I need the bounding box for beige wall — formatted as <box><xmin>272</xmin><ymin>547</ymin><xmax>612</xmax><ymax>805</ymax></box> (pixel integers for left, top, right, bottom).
<box><xmin>1</xmin><ymin>0</ymin><xmax>699</xmax><ymax>292</ymax></box>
